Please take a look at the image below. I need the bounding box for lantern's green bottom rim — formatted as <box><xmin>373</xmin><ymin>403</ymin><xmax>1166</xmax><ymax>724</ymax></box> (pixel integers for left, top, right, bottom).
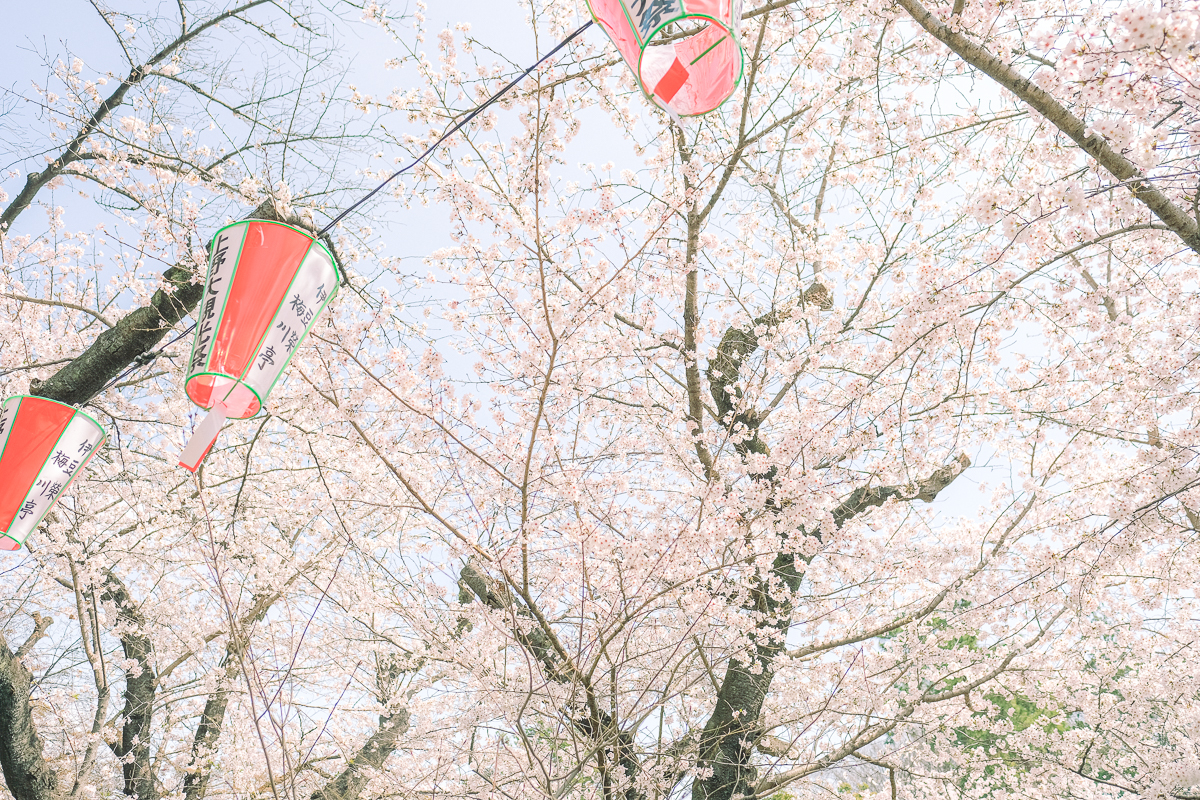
<box><xmin>184</xmin><ymin>371</ymin><xmax>264</xmax><ymax>419</ymax></box>
<box><xmin>635</xmin><ymin>13</ymin><xmax>745</xmax><ymax>117</ymax></box>
<box><xmin>0</xmin><ymin>531</ymin><xmax>24</xmax><ymax>551</ymax></box>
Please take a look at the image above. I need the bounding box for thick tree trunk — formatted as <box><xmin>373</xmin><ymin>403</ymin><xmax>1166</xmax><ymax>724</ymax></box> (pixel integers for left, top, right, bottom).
<box><xmin>309</xmin><ymin>710</ymin><xmax>411</xmax><ymax>800</ymax></box>
<box><xmin>102</xmin><ymin>575</ymin><xmax>158</xmax><ymax>800</ymax></box>
<box><xmin>691</xmin><ymin>551</ymin><xmax>802</xmax><ymax>800</ymax></box>
<box><xmin>689</xmin><ymin>314</ymin><xmax>970</xmax><ymax>800</ymax></box>
<box><xmin>0</xmin><ymin>617</ymin><xmax>59</xmax><ymax>800</ymax></box>
<box><xmin>182</xmin><ymin>655</ymin><xmax>236</xmax><ymax>800</ymax></box>
<box><xmin>688</xmin><ymin>464</ymin><xmax>969</xmax><ymax>800</ymax></box>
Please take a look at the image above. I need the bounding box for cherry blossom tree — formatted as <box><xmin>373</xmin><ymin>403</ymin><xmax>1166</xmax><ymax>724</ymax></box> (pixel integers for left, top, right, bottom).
<box><xmin>1</xmin><ymin>1</ymin><xmax>404</xmax><ymax>798</ymax></box>
<box><xmin>3</xmin><ymin>1</ymin><xmax>1200</xmax><ymax>800</ymax></box>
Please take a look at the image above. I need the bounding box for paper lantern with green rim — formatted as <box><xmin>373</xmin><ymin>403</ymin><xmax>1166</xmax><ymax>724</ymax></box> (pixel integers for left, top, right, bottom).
<box><xmin>0</xmin><ymin>396</ymin><xmax>107</xmax><ymax>552</ymax></box>
<box><xmin>587</xmin><ymin>0</ymin><xmax>744</xmax><ymax>117</ymax></box>
<box><xmin>179</xmin><ymin>219</ymin><xmax>342</xmax><ymax>472</ymax></box>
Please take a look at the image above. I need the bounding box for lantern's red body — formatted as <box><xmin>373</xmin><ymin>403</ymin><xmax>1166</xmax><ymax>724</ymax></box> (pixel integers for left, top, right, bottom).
<box><xmin>587</xmin><ymin>0</ymin><xmax>744</xmax><ymax>117</ymax></box>
<box><xmin>0</xmin><ymin>396</ymin><xmax>106</xmax><ymax>551</ymax></box>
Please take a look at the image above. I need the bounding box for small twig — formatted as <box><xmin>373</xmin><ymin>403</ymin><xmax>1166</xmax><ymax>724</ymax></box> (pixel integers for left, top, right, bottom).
<box><xmin>1</xmin><ymin>292</ymin><xmax>114</xmax><ymax>327</ymax></box>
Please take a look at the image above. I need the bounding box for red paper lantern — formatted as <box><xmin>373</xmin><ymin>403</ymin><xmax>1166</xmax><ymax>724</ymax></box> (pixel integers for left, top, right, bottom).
<box><xmin>179</xmin><ymin>220</ymin><xmax>342</xmax><ymax>472</ymax></box>
<box><xmin>0</xmin><ymin>396</ymin><xmax>107</xmax><ymax>551</ymax></box>
<box><xmin>587</xmin><ymin>0</ymin><xmax>745</xmax><ymax>117</ymax></box>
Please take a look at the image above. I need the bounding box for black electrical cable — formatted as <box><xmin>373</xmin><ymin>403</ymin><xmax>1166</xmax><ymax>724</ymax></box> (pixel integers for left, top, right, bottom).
<box><xmin>94</xmin><ymin>20</ymin><xmax>593</xmax><ymax>402</ymax></box>
<box><xmin>317</xmin><ymin>19</ymin><xmax>594</xmax><ymax>237</ymax></box>
<box><xmin>92</xmin><ymin>322</ymin><xmax>198</xmax><ymax>399</ymax></box>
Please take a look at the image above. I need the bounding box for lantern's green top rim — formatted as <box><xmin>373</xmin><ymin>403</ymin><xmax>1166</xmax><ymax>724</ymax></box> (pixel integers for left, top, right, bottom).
<box><xmin>1</xmin><ymin>395</ymin><xmax>109</xmax><ymax>445</ymax></box>
<box><xmin>207</xmin><ymin>218</ymin><xmax>344</xmax><ymax>284</ymax></box>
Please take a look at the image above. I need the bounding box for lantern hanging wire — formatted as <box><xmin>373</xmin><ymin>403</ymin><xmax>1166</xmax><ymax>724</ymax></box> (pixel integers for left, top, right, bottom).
<box><xmin>318</xmin><ymin>19</ymin><xmax>595</xmax><ymax>237</ymax></box>
<box><xmin>91</xmin><ymin>19</ymin><xmax>596</xmax><ymax>403</ymax></box>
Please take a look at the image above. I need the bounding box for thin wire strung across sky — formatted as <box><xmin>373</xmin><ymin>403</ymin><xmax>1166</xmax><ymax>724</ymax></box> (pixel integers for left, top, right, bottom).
<box><xmin>91</xmin><ymin>20</ymin><xmax>595</xmax><ymax>402</ymax></box>
<box><xmin>318</xmin><ymin>19</ymin><xmax>594</xmax><ymax>237</ymax></box>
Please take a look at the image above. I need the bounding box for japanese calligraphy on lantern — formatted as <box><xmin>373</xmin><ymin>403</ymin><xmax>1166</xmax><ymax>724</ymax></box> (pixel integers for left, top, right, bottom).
<box><xmin>189</xmin><ymin>222</ymin><xmax>248</xmax><ymax>373</ymax></box>
<box><xmin>0</xmin><ymin>402</ymin><xmax>13</xmax><ymax>450</ymax></box>
<box><xmin>627</xmin><ymin>0</ymin><xmax>683</xmax><ymax>39</ymax></box>
<box><xmin>241</xmin><ymin>241</ymin><xmax>339</xmax><ymax>406</ymax></box>
<box><xmin>0</xmin><ymin>396</ymin><xmax>106</xmax><ymax>551</ymax></box>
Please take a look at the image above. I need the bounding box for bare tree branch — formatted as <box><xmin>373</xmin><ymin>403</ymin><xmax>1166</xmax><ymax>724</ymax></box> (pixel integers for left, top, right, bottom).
<box><xmin>893</xmin><ymin>0</ymin><xmax>1200</xmax><ymax>254</ymax></box>
<box><xmin>0</xmin><ymin>0</ymin><xmax>273</xmax><ymax>232</ymax></box>
<box><xmin>0</xmin><ymin>293</ymin><xmax>113</xmax><ymax>328</ymax></box>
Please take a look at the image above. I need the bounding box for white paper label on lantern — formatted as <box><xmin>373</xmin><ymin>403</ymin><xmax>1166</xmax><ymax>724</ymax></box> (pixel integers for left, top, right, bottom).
<box><xmin>190</xmin><ymin>223</ymin><xmax>249</xmax><ymax>374</ymax></box>
<box><xmin>245</xmin><ymin>245</ymin><xmax>339</xmax><ymax>400</ymax></box>
<box><xmin>0</xmin><ymin>397</ymin><xmax>17</xmax><ymax>459</ymax></box>
<box><xmin>640</xmin><ymin>45</ymin><xmax>680</xmax><ymax>91</ymax></box>
<box><xmin>6</xmin><ymin>414</ymin><xmax>105</xmax><ymax>547</ymax></box>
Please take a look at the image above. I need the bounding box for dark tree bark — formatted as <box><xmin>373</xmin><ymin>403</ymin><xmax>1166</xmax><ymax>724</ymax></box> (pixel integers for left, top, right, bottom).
<box><xmin>456</xmin><ymin>303</ymin><xmax>971</xmax><ymax>800</ymax></box>
<box><xmin>0</xmin><ymin>615</ymin><xmax>59</xmax><ymax>800</ymax></box>
<box><xmin>459</xmin><ymin>562</ymin><xmax>643</xmax><ymax>799</ymax></box>
<box><xmin>182</xmin><ymin>653</ymin><xmax>236</xmax><ymax>800</ymax></box>
<box><xmin>100</xmin><ymin>574</ymin><xmax>158</xmax><ymax>800</ymax></box>
<box><xmin>182</xmin><ymin>589</ymin><xmax>282</xmax><ymax>800</ymax></box>
<box><xmin>30</xmin><ymin>265</ymin><xmax>206</xmax><ymax>407</ymax></box>
<box><xmin>689</xmin><ymin>314</ymin><xmax>969</xmax><ymax>800</ymax></box>
<box><xmin>308</xmin><ymin>709</ymin><xmax>411</xmax><ymax>800</ymax></box>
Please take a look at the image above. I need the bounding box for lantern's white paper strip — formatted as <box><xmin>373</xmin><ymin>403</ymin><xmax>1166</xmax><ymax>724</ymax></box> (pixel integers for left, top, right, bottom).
<box><xmin>178</xmin><ymin>403</ymin><xmax>229</xmax><ymax>473</ymax></box>
<box><xmin>189</xmin><ymin>222</ymin><xmax>249</xmax><ymax>374</ymax></box>
<box><xmin>640</xmin><ymin>45</ymin><xmax>680</xmax><ymax>91</ymax></box>
<box><xmin>5</xmin><ymin>413</ymin><xmax>105</xmax><ymax>548</ymax></box>
<box><xmin>245</xmin><ymin>246</ymin><xmax>339</xmax><ymax>401</ymax></box>
<box><xmin>0</xmin><ymin>397</ymin><xmax>18</xmax><ymax>461</ymax></box>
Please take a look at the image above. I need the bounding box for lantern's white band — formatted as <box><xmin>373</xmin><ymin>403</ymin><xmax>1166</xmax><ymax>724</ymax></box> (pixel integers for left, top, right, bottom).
<box><xmin>178</xmin><ymin>404</ymin><xmax>229</xmax><ymax>472</ymax></box>
<box><xmin>0</xmin><ymin>398</ymin><xmax>18</xmax><ymax>460</ymax></box>
<box><xmin>243</xmin><ymin>245</ymin><xmax>338</xmax><ymax>402</ymax></box>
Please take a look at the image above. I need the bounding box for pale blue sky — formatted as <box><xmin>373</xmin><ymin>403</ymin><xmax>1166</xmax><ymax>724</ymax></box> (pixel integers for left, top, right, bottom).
<box><xmin>0</xmin><ymin>0</ymin><xmax>623</xmax><ymax>266</ymax></box>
